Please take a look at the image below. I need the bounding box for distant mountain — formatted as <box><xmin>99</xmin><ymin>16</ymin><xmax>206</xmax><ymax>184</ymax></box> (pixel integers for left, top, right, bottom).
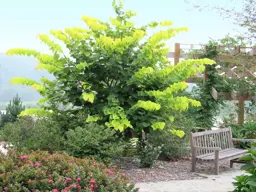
<box><xmin>0</xmin><ymin>53</ymin><xmax>52</xmax><ymax>102</ymax></box>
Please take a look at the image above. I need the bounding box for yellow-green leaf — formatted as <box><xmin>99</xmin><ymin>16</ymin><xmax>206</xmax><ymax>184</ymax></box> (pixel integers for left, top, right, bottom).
<box><xmin>169</xmin><ymin>116</ymin><xmax>174</xmax><ymax>122</ymax></box>
<box><xmin>19</xmin><ymin>108</ymin><xmax>52</xmax><ymax>117</ymax></box>
<box><xmin>152</xmin><ymin>122</ymin><xmax>165</xmax><ymax>130</ymax></box>
<box><xmin>86</xmin><ymin>115</ymin><xmax>101</xmax><ymax>122</ymax></box>
<box><xmin>10</xmin><ymin>77</ymin><xmax>39</xmax><ymax>86</ymax></box>
<box><xmin>133</xmin><ymin>100</ymin><xmax>161</xmax><ymax>111</ymax></box>
<box><xmin>82</xmin><ymin>92</ymin><xmax>95</xmax><ymax>103</ymax></box>
<box><xmin>160</xmin><ymin>20</ymin><xmax>173</xmax><ymax>27</ymax></box>
<box><xmin>171</xmin><ymin>129</ymin><xmax>185</xmax><ymax>138</ymax></box>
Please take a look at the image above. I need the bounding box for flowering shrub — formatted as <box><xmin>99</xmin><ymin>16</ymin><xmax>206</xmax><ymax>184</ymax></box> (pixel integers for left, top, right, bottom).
<box><xmin>0</xmin><ymin>151</ymin><xmax>138</xmax><ymax>192</ymax></box>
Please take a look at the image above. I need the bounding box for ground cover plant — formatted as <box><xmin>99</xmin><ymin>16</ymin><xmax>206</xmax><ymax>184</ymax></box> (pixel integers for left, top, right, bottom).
<box><xmin>0</xmin><ymin>151</ymin><xmax>138</xmax><ymax>192</ymax></box>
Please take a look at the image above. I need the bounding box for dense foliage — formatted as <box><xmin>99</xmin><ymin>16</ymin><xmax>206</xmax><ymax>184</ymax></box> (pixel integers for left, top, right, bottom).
<box><xmin>148</xmin><ymin>131</ymin><xmax>189</xmax><ymax>160</ymax></box>
<box><xmin>0</xmin><ymin>118</ymin><xmax>125</xmax><ymax>164</ymax></box>
<box><xmin>186</xmin><ymin>35</ymin><xmax>256</xmax><ymax>128</ymax></box>
<box><xmin>233</xmin><ymin>144</ymin><xmax>256</xmax><ymax>192</ymax></box>
<box><xmin>65</xmin><ymin>123</ymin><xmax>125</xmax><ymax>164</ymax></box>
<box><xmin>221</xmin><ymin>122</ymin><xmax>256</xmax><ymax>149</ymax></box>
<box><xmin>186</xmin><ymin>41</ymin><xmax>225</xmax><ymax>129</ymax></box>
<box><xmin>137</xmin><ymin>139</ymin><xmax>163</xmax><ymax>168</ymax></box>
<box><xmin>6</xmin><ymin>1</ymin><xmax>214</xmax><ymax>137</ymax></box>
<box><xmin>146</xmin><ymin>112</ymin><xmax>194</xmax><ymax>160</ymax></box>
<box><xmin>0</xmin><ymin>151</ymin><xmax>138</xmax><ymax>192</ymax></box>
<box><xmin>0</xmin><ymin>94</ymin><xmax>25</xmax><ymax>128</ymax></box>
<box><xmin>0</xmin><ymin>118</ymin><xmax>64</xmax><ymax>153</ymax></box>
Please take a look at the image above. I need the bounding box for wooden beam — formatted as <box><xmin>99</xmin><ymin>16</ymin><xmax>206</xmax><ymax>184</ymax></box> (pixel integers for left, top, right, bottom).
<box><xmin>217</xmin><ymin>92</ymin><xmax>254</xmax><ymax>101</ymax></box>
<box><xmin>238</xmin><ymin>98</ymin><xmax>245</xmax><ymax>126</ymax></box>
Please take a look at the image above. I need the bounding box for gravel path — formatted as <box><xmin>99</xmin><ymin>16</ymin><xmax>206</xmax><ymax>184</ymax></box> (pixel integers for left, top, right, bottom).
<box><xmin>114</xmin><ymin>157</ymin><xmax>242</xmax><ymax>183</ymax></box>
<box><xmin>136</xmin><ymin>169</ymin><xmax>244</xmax><ymax>192</ymax></box>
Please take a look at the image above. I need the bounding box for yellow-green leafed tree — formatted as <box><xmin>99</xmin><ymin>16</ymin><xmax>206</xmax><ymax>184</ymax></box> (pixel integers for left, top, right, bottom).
<box><xmin>6</xmin><ymin>0</ymin><xmax>215</xmax><ymax>137</ymax></box>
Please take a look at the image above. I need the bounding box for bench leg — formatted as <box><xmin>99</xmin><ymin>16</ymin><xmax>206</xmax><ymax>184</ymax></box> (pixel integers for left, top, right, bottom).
<box><xmin>230</xmin><ymin>160</ymin><xmax>233</xmax><ymax>168</ymax></box>
<box><xmin>215</xmin><ymin>150</ymin><xmax>220</xmax><ymax>175</ymax></box>
<box><xmin>192</xmin><ymin>156</ymin><xmax>196</xmax><ymax>172</ymax></box>
<box><xmin>215</xmin><ymin>160</ymin><xmax>219</xmax><ymax>175</ymax></box>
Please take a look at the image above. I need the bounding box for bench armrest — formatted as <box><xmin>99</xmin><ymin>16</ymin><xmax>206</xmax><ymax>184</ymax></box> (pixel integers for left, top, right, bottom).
<box><xmin>232</xmin><ymin>138</ymin><xmax>256</xmax><ymax>143</ymax></box>
<box><xmin>194</xmin><ymin>146</ymin><xmax>221</xmax><ymax>151</ymax></box>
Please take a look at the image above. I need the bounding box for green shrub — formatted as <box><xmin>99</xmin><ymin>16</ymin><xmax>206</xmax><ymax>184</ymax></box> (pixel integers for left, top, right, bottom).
<box><xmin>137</xmin><ymin>139</ymin><xmax>163</xmax><ymax>168</ymax></box>
<box><xmin>147</xmin><ymin>130</ymin><xmax>189</xmax><ymax>161</ymax></box>
<box><xmin>147</xmin><ymin>113</ymin><xmax>193</xmax><ymax>160</ymax></box>
<box><xmin>222</xmin><ymin>122</ymin><xmax>256</xmax><ymax>149</ymax></box>
<box><xmin>0</xmin><ymin>118</ymin><xmax>64</xmax><ymax>153</ymax></box>
<box><xmin>0</xmin><ymin>151</ymin><xmax>138</xmax><ymax>192</ymax></box>
<box><xmin>0</xmin><ymin>94</ymin><xmax>25</xmax><ymax>128</ymax></box>
<box><xmin>65</xmin><ymin>123</ymin><xmax>125</xmax><ymax>164</ymax></box>
<box><xmin>233</xmin><ymin>144</ymin><xmax>256</xmax><ymax>192</ymax></box>
<box><xmin>123</xmin><ymin>138</ymin><xmax>139</xmax><ymax>157</ymax></box>
<box><xmin>239</xmin><ymin>122</ymin><xmax>256</xmax><ymax>139</ymax></box>
<box><xmin>52</xmin><ymin>111</ymin><xmax>88</xmax><ymax>134</ymax></box>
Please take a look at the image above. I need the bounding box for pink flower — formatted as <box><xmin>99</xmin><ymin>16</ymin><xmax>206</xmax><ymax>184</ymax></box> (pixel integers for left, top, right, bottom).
<box><xmin>89</xmin><ymin>184</ymin><xmax>94</xmax><ymax>191</ymax></box>
<box><xmin>28</xmin><ymin>179</ymin><xmax>32</xmax><ymax>183</ymax></box>
<box><xmin>137</xmin><ymin>187</ymin><xmax>140</xmax><ymax>190</ymax></box>
<box><xmin>90</xmin><ymin>179</ymin><xmax>96</xmax><ymax>185</ymax></box>
<box><xmin>66</xmin><ymin>177</ymin><xmax>72</xmax><ymax>182</ymax></box>
<box><xmin>70</xmin><ymin>183</ymin><xmax>77</xmax><ymax>188</ymax></box>
<box><xmin>34</xmin><ymin>162</ymin><xmax>40</xmax><ymax>167</ymax></box>
<box><xmin>52</xmin><ymin>190</ymin><xmax>58</xmax><ymax>192</ymax></box>
<box><xmin>48</xmin><ymin>180</ymin><xmax>53</xmax><ymax>184</ymax></box>
<box><xmin>107</xmin><ymin>169</ymin><xmax>114</xmax><ymax>175</ymax></box>
<box><xmin>4</xmin><ymin>187</ymin><xmax>8</xmax><ymax>191</ymax></box>
<box><xmin>64</xmin><ymin>187</ymin><xmax>70</xmax><ymax>191</ymax></box>
<box><xmin>76</xmin><ymin>177</ymin><xmax>81</xmax><ymax>182</ymax></box>
<box><xmin>28</xmin><ymin>160</ymin><xmax>33</xmax><ymax>164</ymax></box>
<box><xmin>19</xmin><ymin>155</ymin><xmax>28</xmax><ymax>160</ymax></box>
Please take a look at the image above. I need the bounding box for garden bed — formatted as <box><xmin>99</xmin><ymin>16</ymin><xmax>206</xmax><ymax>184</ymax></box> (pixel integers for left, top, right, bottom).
<box><xmin>114</xmin><ymin>157</ymin><xmax>241</xmax><ymax>183</ymax></box>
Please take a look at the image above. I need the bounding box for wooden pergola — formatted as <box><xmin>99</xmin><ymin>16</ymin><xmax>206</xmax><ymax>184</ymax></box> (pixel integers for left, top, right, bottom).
<box><xmin>167</xmin><ymin>43</ymin><xmax>256</xmax><ymax>125</ymax></box>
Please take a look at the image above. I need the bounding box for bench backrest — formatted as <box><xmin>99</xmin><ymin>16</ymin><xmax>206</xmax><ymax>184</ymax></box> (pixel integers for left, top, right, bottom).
<box><xmin>189</xmin><ymin>127</ymin><xmax>233</xmax><ymax>156</ymax></box>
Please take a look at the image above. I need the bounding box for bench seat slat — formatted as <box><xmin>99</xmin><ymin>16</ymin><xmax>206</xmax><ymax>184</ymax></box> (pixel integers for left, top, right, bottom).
<box><xmin>196</xmin><ymin>148</ymin><xmax>247</xmax><ymax>160</ymax></box>
<box><xmin>196</xmin><ymin>148</ymin><xmax>234</xmax><ymax>159</ymax></box>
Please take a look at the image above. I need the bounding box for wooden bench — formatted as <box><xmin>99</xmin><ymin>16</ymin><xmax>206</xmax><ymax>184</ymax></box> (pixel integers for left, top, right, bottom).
<box><xmin>189</xmin><ymin>127</ymin><xmax>255</xmax><ymax>175</ymax></box>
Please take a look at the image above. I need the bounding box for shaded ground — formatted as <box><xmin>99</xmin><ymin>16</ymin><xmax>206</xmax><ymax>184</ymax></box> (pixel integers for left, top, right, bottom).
<box><xmin>114</xmin><ymin>157</ymin><xmax>241</xmax><ymax>183</ymax></box>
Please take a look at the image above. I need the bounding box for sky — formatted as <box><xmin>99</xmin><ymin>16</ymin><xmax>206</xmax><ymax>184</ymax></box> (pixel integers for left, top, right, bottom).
<box><xmin>0</xmin><ymin>0</ymin><xmax>243</xmax><ymax>53</ymax></box>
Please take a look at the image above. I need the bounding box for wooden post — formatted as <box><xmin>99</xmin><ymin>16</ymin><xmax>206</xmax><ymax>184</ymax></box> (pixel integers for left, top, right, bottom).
<box><xmin>215</xmin><ymin>150</ymin><xmax>220</xmax><ymax>175</ymax></box>
<box><xmin>238</xmin><ymin>97</ymin><xmax>245</xmax><ymax>125</ymax></box>
<box><xmin>189</xmin><ymin>133</ymin><xmax>196</xmax><ymax>172</ymax></box>
<box><xmin>142</xmin><ymin>131</ymin><xmax>146</xmax><ymax>140</ymax></box>
<box><xmin>174</xmin><ymin>43</ymin><xmax>180</xmax><ymax>65</ymax></box>
<box><xmin>131</xmin><ymin>131</ymin><xmax>137</xmax><ymax>138</ymax></box>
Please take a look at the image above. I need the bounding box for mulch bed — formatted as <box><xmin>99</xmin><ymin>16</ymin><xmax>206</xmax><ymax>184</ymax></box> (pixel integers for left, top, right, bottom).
<box><xmin>113</xmin><ymin>157</ymin><xmax>241</xmax><ymax>183</ymax></box>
